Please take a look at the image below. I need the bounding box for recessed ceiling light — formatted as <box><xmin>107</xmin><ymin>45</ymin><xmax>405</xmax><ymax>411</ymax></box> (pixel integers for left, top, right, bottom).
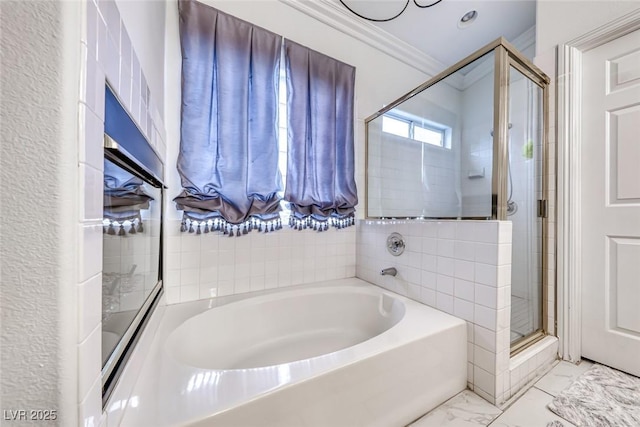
<box><xmin>458</xmin><ymin>10</ymin><xmax>478</xmax><ymax>29</ymax></box>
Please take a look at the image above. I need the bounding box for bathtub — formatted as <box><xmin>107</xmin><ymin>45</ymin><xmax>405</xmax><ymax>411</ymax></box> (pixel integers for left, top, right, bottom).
<box><xmin>120</xmin><ymin>278</ymin><xmax>467</xmax><ymax>426</ymax></box>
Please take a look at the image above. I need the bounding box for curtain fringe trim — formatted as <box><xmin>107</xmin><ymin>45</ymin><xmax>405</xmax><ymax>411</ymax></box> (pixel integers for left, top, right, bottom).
<box><xmin>180</xmin><ymin>216</ymin><xmax>283</xmax><ymax>237</ymax></box>
<box><xmin>179</xmin><ymin>214</ymin><xmax>355</xmax><ymax>236</ymax></box>
<box><xmin>288</xmin><ymin>215</ymin><xmax>355</xmax><ymax>232</ymax></box>
<box><xmin>103</xmin><ymin>216</ymin><xmax>144</xmax><ymax>236</ymax></box>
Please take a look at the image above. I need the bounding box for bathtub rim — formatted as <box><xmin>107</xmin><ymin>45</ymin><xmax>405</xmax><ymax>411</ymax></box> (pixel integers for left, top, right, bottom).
<box><xmin>119</xmin><ymin>277</ymin><xmax>468</xmax><ymax>427</ymax></box>
<box><xmin>164</xmin><ymin>282</ymin><xmax>408</xmax><ymax>370</ymax></box>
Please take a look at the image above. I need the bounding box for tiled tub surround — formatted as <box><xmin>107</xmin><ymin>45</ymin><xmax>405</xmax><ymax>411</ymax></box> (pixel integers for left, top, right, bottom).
<box><xmin>164</xmin><ymin>218</ymin><xmax>357</xmax><ymax>304</ymax></box>
<box><xmin>356</xmin><ymin>219</ymin><xmax>558</xmax><ymax>405</ymax></box>
<box><xmin>119</xmin><ymin>278</ymin><xmax>467</xmax><ymax>426</ymax></box>
<box><xmin>78</xmin><ymin>0</ymin><xmax>168</xmax><ymax>423</ymax></box>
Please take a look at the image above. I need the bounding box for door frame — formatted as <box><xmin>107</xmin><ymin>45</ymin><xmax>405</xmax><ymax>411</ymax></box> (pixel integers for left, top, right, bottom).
<box><xmin>557</xmin><ymin>10</ymin><xmax>640</xmax><ymax>363</ymax></box>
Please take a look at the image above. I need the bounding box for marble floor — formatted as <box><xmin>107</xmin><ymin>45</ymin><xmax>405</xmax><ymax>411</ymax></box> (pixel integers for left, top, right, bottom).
<box><xmin>409</xmin><ymin>359</ymin><xmax>595</xmax><ymax>427</ymax></box>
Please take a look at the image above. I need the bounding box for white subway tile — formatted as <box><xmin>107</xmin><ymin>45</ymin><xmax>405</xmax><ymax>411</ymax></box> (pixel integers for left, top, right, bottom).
<box><xmin>454</xmin><ymin>240</ymin><xmax>475</xmax><ymax>261</ymax></box>
<box><xmin>422</xmin><ymin>221</ymin><xmax>438</xmax><ymax>237</ymax></box>
<box><xmin>474</xmin><ymin>366</ymin><xmax>496</xmax><ymax>396</ymax></box>
<box><xmin>498</xmin><ymin>244</ymin><xmax>512</xmax><ymax>266</ymax></box>
<box><xmin>454</xmin><ymin>298</ymin><xmax>474</xmax><ymax>322</ymax></box>
<box><xmin>454</xmin><ymin>278</ymin><xmax>474</xmax><ymax>302</ymax></box>
<box><xmin>180</xmin><ymin>285</ymin><xmax>198</xmax><ymax>303</ymax></box>
<box><xmin>497</xmin><ymin>308</ymin><xmax>510</xmax><ymax>330</ymax></box>
<box><xmin>78</xmin><ymin>223</ymin><xmax>103</xmax><ymax>283</ymax></box>
<box><xmin>79</xmin><ymin>163</ymin><xmax>103</xmax><ymax>221</ymax></box>
<box><xmin>250</xmin><ymin>275</ymin><xmax>265</xmax><ymax>292</ymax></box>
<box><xmin>422</xmin><ymin>237</ymin><xmax>438</xmax><ymax>255</ymax></box>
<box><xmin>408</xmin><ymin>283</ymin><xmax>421</xmax><ymax>301</ymax></box>
<box><xmin>421</xmin><ymin>253</ymin><xmax>438</xmax><ymax>272</ymax></box>
<box><xmin>454</xmin><ymin>259</ymin><xmax>475</xmax><ymax>281</ymax></box>
<box><xmin>437</xmin><ymin>256</ymin><xmax>454</xmax><ymax>276</ymax></box>
<box><xmin>199</xmin><ymin>283</ymin><xmax>217</xmax><ymax>299</ymax></box>
<box><xmin>405</xmin><ymin>266</ymin><xmax>420</xmax><ymax>284</ymax></box>
<box><xmin>165</xmin><ymin>287</ymin><xmax>180</xmax><ymax>304</ymax></box>
<box><xmin>475</xmin><ymin>243</ymin><xmax>498</xmax><ymax>265</ymax></box>
<box><xmin>180</xmin><ymin>250</ymin><xmax>200</xmax><ymax>270</ymax></box>
<box><xmin>498</xmin><ymin>265</ymin><xmax>512</xmax><ymax>287</ymax></box>
<box><xmin>475</xmin><ymin>262</ymin><xmax>498</xmax><ymax>287</ymax></box>
<box><xmin>498</xmin><ymin>221</ymin><xmax>512</xmax><ymax>243</ymax></box>
<box><xmin>104</xmin><ymin>36</ymin><xmax>119</xmax><ymax>90</ymax></box>
<box><xmin>436</xmin><ymin>292</ymin><xmax>454</xmax><ymax>314</ymax></box>
<box><xmin>473</xmin><ymin>222</ymin><xmax>499</xmax><ymax>243</ymax></box>
<box><xmin>420</xmin><ymin>270</ymin><xmax>437</xmax><ymax>290</ymax></box>
<box><xmin>474</xmin><ymin>304</ymin><xmax>497</xmax><ymax>331</ymax></box>
<box><xmin>79</xmin><ymin>375</ymin><xmax>102</xmax><ymax>426</ymax></box>
<box><xmin>96</xmin><ymin>11</ymin><xmax>108</xmax><ymax>68</ymax></box>
<box><xmin>437</xmin><ymin>221</ymin><xmax>456</xmax><ymax>239</ymax></box>
<box><xmin>217</xmin><ymin>280</ymin><xmax>234</xmax><ymax>296</ymax></box>
<box><xmin>79</xmin><ymin>104</ymin><xmax>104</xmax><ymax>171</ymax></box>
<box><xmin>474</xmin><ymin>345</ymin><xmax>497</xmax><ymax>374</ymax></box>
<box><xmin>120</xmin><ymin>25</ymin><xmax>132</xmax><ymax>70</ymax></box>
<box><xmin>474</xmin><ymin>324</ymin><xmax>497</xmax><ymax>352</ymax></box>
<box><xmin>455</xmin><ymin>221</ymin><xmax>476</xmax><ymax>241</ymax></box>
<box><xmin>78</xmin><ymin>274</ymin><xmax>102</xmax><ymax>342</ymax></box>
<box><xmin>180</xmin><ymin>268</ymin><xmax>199</xmax><ymax>286</ymax></box>
<box><xmin>475</xmin><ymin>283</ymin><xmax>498</xmax><ymax>309</ymax></box>
<box><xmin>85</xmin><ymin>0</ymin><xmax>99</xmax><ymax>51</ymax></box>
<box><xmin>437</xmin><ymin>238</ymin><xmax>455</xmax><ymax>258</ymax></box>
<box><xmin>437</xmin><ymin>274</ymin><xmax>454</xmax><ymax>295</ymax></box>
<box><xmin>78</xmin><ymin>325</ymin><xmax>101</xmax><ymax>400</ymax></box>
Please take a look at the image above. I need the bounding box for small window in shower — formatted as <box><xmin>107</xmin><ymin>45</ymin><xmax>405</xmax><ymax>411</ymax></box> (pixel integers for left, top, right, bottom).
<box><xmin>382</xmin><ymin>115</ymin><xmax>411</xmax><ymax>138</ymax></box>
<box><xmin>413</xmin><ymin>123</ymin><xmax>444</xmax><ymax>147</ymax></box>
<box><xmin>382</xmin><ymin>113</ymin><xmax>448</xmax><ymax>148</ymax></box>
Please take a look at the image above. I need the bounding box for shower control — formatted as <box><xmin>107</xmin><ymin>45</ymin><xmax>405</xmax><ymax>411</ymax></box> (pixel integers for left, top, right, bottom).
<box><xmin>386</xmin><ymin>232</ymin><xmax>405</xmax><ymax>256</ymax></box>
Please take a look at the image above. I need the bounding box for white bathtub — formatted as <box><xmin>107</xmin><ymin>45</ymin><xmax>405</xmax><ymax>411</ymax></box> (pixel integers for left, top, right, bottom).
<box><xmin>120</xmin><ymin>278</ymin><xmax>467</xmax><ymax>426</ymax></box>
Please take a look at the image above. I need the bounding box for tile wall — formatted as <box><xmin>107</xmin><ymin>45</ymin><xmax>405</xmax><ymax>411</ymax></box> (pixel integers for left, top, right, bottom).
<box><xmin>164</xmin><ymin>219</ymin><xmax>357</xmax><ymax>304</ymax></box>
<box><xmin>78</xmin><ymin>0</ymin><xmax>167</xmax><ymax>424</ymax></box>
<box><xmin>356</xmin><ymin>219</ymin><xmax>513</xmax><ymax>404</ymax></box>
<box><xmin>367</xmin><ymin>117</ymin><xmax>460</xmax><ymax>219</ymax></box>
<box><xmin>357</xmin><ymin>219</ymin><xmax>558</xmax><ymax>405</ymax></box>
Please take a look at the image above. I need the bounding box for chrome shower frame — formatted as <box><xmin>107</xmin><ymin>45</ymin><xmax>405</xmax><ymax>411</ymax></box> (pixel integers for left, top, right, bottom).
<box><xmin>364</xmin><ymin>38</ymin><xmax>551</xmax><ymax>354</ymax></box>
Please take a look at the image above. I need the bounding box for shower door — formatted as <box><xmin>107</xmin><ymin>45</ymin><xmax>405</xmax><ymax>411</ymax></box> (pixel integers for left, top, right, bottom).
<box><xmin>508</xmin><ymin>66</ymin><xmax>544</xmax><ymax>346</ymax></box>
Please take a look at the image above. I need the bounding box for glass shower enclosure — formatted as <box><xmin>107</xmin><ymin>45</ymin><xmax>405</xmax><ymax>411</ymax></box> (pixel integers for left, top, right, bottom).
<box><xmin>365</xmin><ymin>38</ymin><xmax>549</xmax><ymax>353</ymax></box>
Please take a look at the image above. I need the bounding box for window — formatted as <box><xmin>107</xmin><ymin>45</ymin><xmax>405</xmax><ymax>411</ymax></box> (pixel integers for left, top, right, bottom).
<box><xmin>382</xmin><ymin>115</ymin><xmax>410</xmax><ymax>138</ymax></box>
<box><xmin>413</xmin><ymin>124</ymin><xmax>444</xmax><ymax>146</ymax></box>
<box><xmin>382</xmin><ymin>112</ymin><xmax>448</xmax><ymax>148</ymax></box>
<box><xmin>277</xmin><ymin>59</ymin><xmax>289</xmax><ymax>217</ymax></box>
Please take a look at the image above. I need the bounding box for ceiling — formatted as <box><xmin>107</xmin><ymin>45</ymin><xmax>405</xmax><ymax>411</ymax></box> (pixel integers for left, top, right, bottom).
<box><xmin>335</xmin><ymin>0</ymin><xmax>536</xmax><ymax>67</ymax></box>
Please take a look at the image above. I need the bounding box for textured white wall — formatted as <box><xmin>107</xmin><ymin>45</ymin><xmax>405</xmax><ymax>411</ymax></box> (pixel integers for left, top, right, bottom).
<box><xmin>0</xmin><ymin>1</ymin><xmax>82</xmax><ymax>424</ymax></box>
<box><xmin>536</xmin><ymin>0</ymin><xmax>640</xmax><ymax>55</ymax></box>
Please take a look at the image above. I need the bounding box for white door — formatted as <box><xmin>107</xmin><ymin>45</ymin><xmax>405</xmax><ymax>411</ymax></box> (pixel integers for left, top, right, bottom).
<box><xmin>581</xmin><ymin>28</ymin><xmax>640</xmax><ymax>377</ymax></box>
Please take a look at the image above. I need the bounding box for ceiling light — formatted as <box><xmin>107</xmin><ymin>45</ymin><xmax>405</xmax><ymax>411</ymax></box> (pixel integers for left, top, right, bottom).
<box><xmin>339</xmin><ymin>0</ymin><xmax>445</xmax><ymax>23</ymax></box>
<box><xmin>458</xmin><ymin>10</ymin><xmax>478</xmax><ymax>28</ymax></box>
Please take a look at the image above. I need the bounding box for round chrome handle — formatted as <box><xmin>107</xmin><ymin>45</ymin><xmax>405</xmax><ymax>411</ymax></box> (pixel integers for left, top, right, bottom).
<box><xmin>386</xmin><ymin>232</ymin><xmax>405</xmax><ymax>256</ymax></box>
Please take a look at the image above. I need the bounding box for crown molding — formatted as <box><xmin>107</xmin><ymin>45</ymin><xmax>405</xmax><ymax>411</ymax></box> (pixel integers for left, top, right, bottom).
<box><xmin>512</xmin><ymin>25</ymin><xmax>536</xmax><ymax>52</ymax></box>
<box><xmin>278</xmin><ymin>0</ymin><xmax>446</xmax><ymax>78</ymax></box>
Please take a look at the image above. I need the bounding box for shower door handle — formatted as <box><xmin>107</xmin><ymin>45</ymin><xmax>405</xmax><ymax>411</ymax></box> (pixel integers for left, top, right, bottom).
<box><xmin>537</xmin><ymin>200</ymin><xmax>548</xmax><ymax>218</ymax></box>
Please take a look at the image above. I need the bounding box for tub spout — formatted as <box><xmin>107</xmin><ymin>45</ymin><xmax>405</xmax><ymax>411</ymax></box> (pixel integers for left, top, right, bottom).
<box><xmin>380</xmin><ymin>267</ymin><xmax>397</xmax><ymax>277</ymax></box>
